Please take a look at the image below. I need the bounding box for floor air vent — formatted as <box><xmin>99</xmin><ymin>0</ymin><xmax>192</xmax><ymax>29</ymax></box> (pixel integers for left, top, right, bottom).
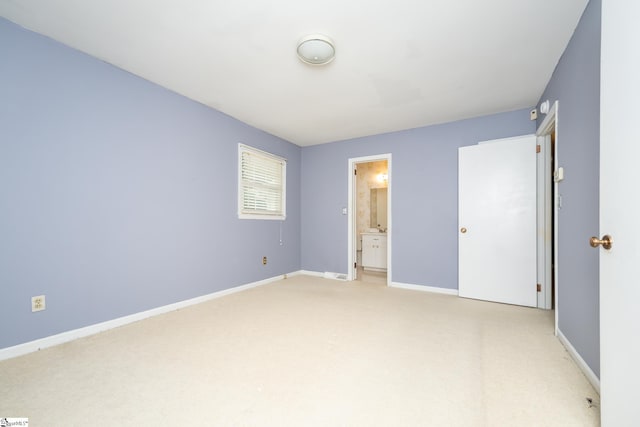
<box><xmin>323</xmin><ymin>272</ymin><xmax>347</xmax><ymax>281</ymax></box>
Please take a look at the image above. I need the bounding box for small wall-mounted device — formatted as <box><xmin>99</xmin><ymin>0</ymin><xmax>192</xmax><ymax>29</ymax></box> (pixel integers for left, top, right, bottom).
<box><xmin>530</xmin><ymin>109</ymin><xmax>538</xmax><ymax>121</ymax></box>
<box><xmin>554</xmin><ymin>167</ymin><xmax>565</xmax><ymax>182</ymax></box>
<box><xmin>540</xmin><ymin>100</ymin><xmax>550</xmax><ymax>115</ymax></box>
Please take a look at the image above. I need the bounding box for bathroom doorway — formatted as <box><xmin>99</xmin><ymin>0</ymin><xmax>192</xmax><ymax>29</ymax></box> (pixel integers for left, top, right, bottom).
<box><xmin>347</xmin><ymin>154</ymin><xmax>392</xmax><ymax>285</ymax></box>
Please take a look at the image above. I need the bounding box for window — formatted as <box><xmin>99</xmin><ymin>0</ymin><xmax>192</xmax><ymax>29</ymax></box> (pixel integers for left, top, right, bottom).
<box><xmin>238</xmin><ymin>144</ymin><xmax>286</xmax><ymax>220</ymax></box>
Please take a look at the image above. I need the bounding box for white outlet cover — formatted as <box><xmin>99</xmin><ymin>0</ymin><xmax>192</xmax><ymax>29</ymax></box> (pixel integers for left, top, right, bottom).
<box><xmin>32</xmin><ymin>295</ymin><xmax>46</xmax><ymax>312</ymax></box>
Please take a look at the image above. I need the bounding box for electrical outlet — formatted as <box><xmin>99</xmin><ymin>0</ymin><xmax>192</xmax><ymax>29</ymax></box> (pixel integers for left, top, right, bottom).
<box><xmin>262</xmin><ymin>256</ymin><xmax>267</xmax><ymax>265</ymax></box>
<box><xmin>32</xmin><ymin>295</ymin><xmax>46</xmax><ymax>312</ymax></box>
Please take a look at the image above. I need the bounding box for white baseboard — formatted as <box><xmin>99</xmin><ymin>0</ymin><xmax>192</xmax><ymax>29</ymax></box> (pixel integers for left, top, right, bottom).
<box><xmin>0</xmin><ymin>272</ymin><xmax>292</xmax><ymax>362</ymax></box>
<box><xmin>390</xmin><ymin>281</ymin><xmax>459</xmax><ymax>296</ymax></box>
<box><xmin>297</xmin><ymin>270</ymin><xmax>351</xmax><ymax>281</ymax></box>
<box><xmin>297</xmin><ymin>270</ymin><xmax>324</xmax><ymax>278</ymax></box>
<box><xmin>300</xmin><ymin>273</ymin><xmax>458</xmax><ymax>295</ymax></box>
<box><xmin>284</xmin><ymin>270</ymin><xmax>305</xmax><ymax>277</ymax></box>
<box><xmin>556</xmin><ymin>329</ymin><xmax>600</xmax><ymax>393</ymax></box>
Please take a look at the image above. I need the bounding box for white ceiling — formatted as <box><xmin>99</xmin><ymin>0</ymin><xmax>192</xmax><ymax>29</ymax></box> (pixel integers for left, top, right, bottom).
<box><xmin>1</xmin><ymin>0</ymin><xmax>589</xmax><ymax>146</ymax></box>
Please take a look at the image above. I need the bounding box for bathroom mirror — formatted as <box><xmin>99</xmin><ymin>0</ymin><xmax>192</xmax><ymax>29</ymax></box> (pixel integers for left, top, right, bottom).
<box><xmin>370</xmin><ymin>188</ymin><xmax>388</xmax><ymax>230</ymax></box>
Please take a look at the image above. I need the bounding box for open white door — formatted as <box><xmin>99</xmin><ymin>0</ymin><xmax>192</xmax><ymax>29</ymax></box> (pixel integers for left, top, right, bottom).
<box><xmin>599</xmin><ymin>2</ymin><xmax>640</xmax><ymax>423</ymax></box>
<box><xmin>458</xmin><ymin>135</ymin><xmax>537</xmax><ymax>307</ymax></box>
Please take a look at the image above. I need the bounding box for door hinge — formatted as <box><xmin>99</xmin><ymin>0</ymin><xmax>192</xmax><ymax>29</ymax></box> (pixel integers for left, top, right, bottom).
<box><xmin>354</xmin><ymin>262</ymin><xmax>357</xmax><ymax>268</ymax></box>
<box><xmin>354</xmin><ymin>169</ymin><xmax>357</xmax><ymax>175</ymax></box>
<box><xmin>536</xmin><ymin>144</ymin><xmax>541</xmax><ymax>153</ymax></box>
<box><xmin>536</xmin><ymin>283</ymin><xmax>542</xmax><ymax>292</ymax></box>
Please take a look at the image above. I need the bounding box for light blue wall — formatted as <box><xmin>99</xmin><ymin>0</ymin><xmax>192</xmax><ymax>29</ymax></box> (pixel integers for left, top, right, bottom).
<box><xmin>0</xmin><ymin>18</ymin><xmax>301</xmax><ymax>349</ymax></box>
<box><xmin>537</xmin><ymin>0</ymin><xmax>601</xmax><ymax>377</ymax></box>
<box><xmin>301</xmin><ymin>110</ymin><xmax>535</xmax><ymax>288</ymax></box>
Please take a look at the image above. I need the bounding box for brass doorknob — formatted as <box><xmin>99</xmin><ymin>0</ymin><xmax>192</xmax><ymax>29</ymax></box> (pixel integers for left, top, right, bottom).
<box><xmin>460</xmin><ymin>227</ymin><xmax>467</xmax><ymax>234</ymax></box>
<box><xmin>590</xmin><ymin>235</ymin><xmax>613</xmax><ymax>250</ymax></box>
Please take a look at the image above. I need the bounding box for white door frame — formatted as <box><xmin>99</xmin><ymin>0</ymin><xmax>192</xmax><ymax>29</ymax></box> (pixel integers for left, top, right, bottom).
<box><xmin>347</xmin><ymin>154</ymin><xmax>392</xmax><ymax>285</ymax></box>
<box><xmin>536</xmin><ymin>101</ymin><xmax>559</xmax><ymax>329</ymax></box>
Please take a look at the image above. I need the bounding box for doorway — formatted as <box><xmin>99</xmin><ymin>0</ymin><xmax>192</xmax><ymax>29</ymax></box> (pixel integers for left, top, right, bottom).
<box><xmin>536</xmin><ymin>101</ymin><xmax>559</xmax><ymax>328</ymax></box>
<box><xmin>347</xmin><ymin>154</ymin><xmax>392</xmax><ymax>285</ymax></box>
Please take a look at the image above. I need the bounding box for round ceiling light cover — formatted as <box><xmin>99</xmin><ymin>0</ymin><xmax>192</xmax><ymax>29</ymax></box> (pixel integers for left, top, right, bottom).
<box><xmin>297</xmin><ymin>34</ymin><xmax>335</xmax><ymax>65</ymax></box>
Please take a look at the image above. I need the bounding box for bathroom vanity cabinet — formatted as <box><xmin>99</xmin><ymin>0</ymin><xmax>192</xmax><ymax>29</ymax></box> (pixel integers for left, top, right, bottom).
<box><xmin>361</xmin><ymin>233</ymin><xmax>387</xmax><ymax>271</ymax></box>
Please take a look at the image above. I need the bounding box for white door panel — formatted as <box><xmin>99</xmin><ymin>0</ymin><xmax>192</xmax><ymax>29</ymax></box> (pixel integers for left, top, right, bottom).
<box><xmin>459</xmin><ymin>136</ymin><xmax>537</xmax><ymax>307</ymax></box>
<box><xmin>600</xmin><ymin>2</ymin><xmax>640</xmax><ymax>423</ymax></box>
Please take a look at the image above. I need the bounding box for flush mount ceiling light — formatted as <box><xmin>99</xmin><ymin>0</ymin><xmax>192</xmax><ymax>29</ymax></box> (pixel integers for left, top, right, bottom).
<box><xmin>296</xmin><ymin>34</ymin><xmax>335</xmax><ymax>65</ymax></box>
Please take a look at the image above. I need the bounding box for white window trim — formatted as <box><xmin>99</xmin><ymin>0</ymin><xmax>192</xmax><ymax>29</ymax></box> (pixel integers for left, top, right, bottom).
<box><xmin>238</xmin><ymin>143</ymin><xmax>287</xmax><ymax>220</ymax></box>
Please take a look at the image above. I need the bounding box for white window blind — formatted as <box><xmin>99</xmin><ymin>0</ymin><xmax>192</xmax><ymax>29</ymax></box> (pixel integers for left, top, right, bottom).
<box><xmin>238</xmin><ymin>144</ymin><xmax>286</xmax><ymax>220</ymax></box>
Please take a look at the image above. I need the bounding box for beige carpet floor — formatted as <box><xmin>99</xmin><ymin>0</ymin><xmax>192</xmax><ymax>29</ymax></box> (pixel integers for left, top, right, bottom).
<box><xmin>0</xmin><ymin>275</ymin><xmax>599</xmax><ymax>426</ymax></box>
